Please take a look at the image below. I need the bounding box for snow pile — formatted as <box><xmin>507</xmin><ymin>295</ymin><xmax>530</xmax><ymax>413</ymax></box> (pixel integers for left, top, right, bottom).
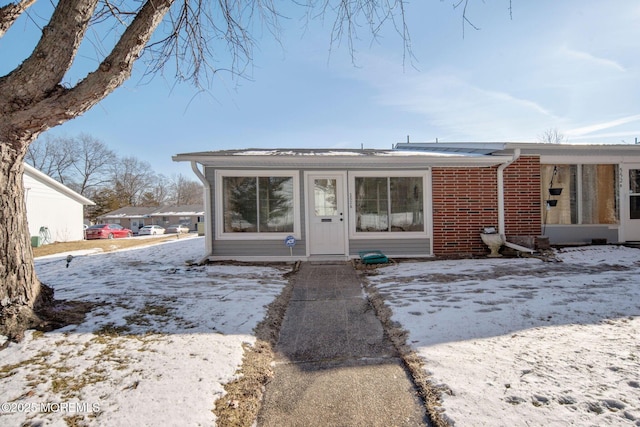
<box><xmin>1</xmin><ymin>236</ymin><xmax>288</xmax><ymax>426</ymax></box>
<box><xmin>368</xmin><ymin>246</ymin><xmax>640</xmax><ymax>426</ymax></box>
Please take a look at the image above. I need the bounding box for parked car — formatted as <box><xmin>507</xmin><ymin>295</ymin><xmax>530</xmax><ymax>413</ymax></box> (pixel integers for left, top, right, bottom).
<box><xmin>138</xmin><ymin>225</ymin><xmax>165</xmax><ymax>236</ymax></box>
<box><xmin>85</xmin><ymin>224</ymin><xmax>133</xmax><ymax>240</ymax></box>
<box><xmin>165</xmin><ymin>224</ymin><xmax>190</xmax><ymax>234</ymax></box>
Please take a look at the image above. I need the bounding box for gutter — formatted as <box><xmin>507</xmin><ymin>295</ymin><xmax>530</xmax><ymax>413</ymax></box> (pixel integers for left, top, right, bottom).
<box><xmin>190</xmin><ymin>161</ymin><xmax>213</xmax><ymax>262</ymax></box>
<box><xmin>497</xmin><ymin>148</ymin><xmax>521</xmax><ymax>238</ymax></box>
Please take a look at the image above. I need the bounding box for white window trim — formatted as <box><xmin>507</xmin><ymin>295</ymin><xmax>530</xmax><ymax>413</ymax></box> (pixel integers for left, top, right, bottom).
<box><xmin>348</xmin><ymin>170</ymin><xmax>431</xmax><ymax>240</ymax></box>
<box><xmin>215</xmin><ymin>170</ymin><xmax>301</xmax><ymax>240</ymax></box>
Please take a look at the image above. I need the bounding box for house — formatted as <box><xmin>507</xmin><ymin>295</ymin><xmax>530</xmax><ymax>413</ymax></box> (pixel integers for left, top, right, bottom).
<box><xmin>98</xmin><ymin>205</ymin><xmax>204</xmax><ymax>232</ymax></box>
<box><xmin>150</xmin><ymin>205</ymin><xmax>204</xmax><ymax>231</ymax></box>
<box><xmin>96</xmin><ymin>206</ymin><xmax>157</xmax><ymax>232</ymax></box>
<box><xmin>24</xmin><ymin>163</ymin><xmax>95</xmax><ymax>243</ymax></box>
<box><xmin>172</xmin><ymin>143</ymin><xmax>640</xmax><ymax>261</ymax></box>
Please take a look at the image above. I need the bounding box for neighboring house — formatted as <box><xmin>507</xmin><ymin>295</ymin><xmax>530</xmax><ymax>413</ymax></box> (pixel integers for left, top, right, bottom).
<box><xmin>98</xmin><ymin>205</ymin><xmax>204</xmax><ymax>232</ymax></box>
<box><xmin>172</xmin><ymin>143</ymin><xmax>640</xmax><ymax>261</ymax></box>
<box><xmin>150</xmin><ymin>205</ymin><xmax>204</xmax><ymax>231</ymax></box>
<box><xmin>24</xmin><ymin>163</ymin><xmax>95</xmax><ymax>243</ymax></box>
<box><xmin>97</xmin><ymin>206</ymin><xmax>156</xmax><ymax>232</ymax></box>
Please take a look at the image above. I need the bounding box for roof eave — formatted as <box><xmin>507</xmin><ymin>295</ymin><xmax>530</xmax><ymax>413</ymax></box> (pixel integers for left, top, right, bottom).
<box><xmin>173</xmin><ymin>153</ymin><xmax>513</xmax><ymax>168</ymax></box>
<box><xmin>24</xmin><ymin>164</ymin><xmax>95</xmax><ymax>206</ymax></box>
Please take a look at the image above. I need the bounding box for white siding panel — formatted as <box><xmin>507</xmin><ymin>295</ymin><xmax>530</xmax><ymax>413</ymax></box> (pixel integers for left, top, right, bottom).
<box><xmin>24</xmin><ymin>174</ymin><xmax>86</xmax><ymax>242</ymax></box>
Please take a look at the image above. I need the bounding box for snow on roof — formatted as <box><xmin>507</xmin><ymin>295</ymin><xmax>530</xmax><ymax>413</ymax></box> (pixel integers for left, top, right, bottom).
<box><xmin>151</xmin><ymin>210</ymin><xmax>204</xmax><ymax>216</ymax></box>
<box><xmin>99</xmin><ymin>205</ymin><xmax>204</xmax><ymax>218</ymax></box>
<box><xmin>231</xmin><ymin>148</ymin><xmax>468</xmax><ymax>157</ymax></box>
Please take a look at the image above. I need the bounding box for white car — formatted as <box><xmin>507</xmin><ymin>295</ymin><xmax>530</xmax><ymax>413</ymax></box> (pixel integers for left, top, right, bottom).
<box><xmin>138</xmin><ymin>225</ymin><xmax>165</xmax><ymax>235</ymax></box>
<box><xmin>166</xmin><ymin>224</ymin><xmax>190</xmax><ymax>234</ymax></box>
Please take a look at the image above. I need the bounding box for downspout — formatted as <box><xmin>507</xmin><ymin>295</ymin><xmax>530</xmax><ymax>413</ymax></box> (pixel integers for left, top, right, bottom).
<box><xmin>497</xmin><ymin>148</ymin><xmax>521</xmax><ymax>239</ymax></box>
<box><xmin>191</xmin><ymin>161</ymin><xmax>213</xmax><ymax>261</ymax></box>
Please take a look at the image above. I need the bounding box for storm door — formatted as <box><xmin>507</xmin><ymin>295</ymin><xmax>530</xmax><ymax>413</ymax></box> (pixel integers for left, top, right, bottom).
<box><xmin>307</xmin><ymin>173</ymin><xmax>346</xmax><ymax>255</ymax></box>
<box><xmin>624</xmin><ymin>165</ymin><xmax>640</xmax><ymax>241</ymax></box>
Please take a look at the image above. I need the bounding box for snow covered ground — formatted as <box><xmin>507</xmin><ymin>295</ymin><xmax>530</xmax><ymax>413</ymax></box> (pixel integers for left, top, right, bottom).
<box><xmin>1</xmin><ymin>238</ymin><xmax>639</xmax><ymax>426</ymax></box>
<box><xmin>367</xmin><ymin>246</ymin><xmax>640</xmax><ymax>426</ymax></box>
<box><xmin>1</xmin><ymin>236</ymin><xmax>289</xmax><ymax>426</ymax></box>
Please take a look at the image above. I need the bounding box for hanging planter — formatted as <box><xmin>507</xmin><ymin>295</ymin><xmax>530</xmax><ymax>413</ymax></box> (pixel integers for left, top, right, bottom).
<box><xmin>549</xmin><ymin>188</ymin><xmax>563</xmax><ymax>196</ymax></box>
<box><xmin>546</xmin><ymin>200</ymin><xmax>558</xmax><ymax>207</ymax></box>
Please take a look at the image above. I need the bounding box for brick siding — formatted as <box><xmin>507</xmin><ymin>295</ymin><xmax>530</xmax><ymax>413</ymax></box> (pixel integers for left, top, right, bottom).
<box><xmin>432</xmin><ymin>156</ymin><xmax>541</xmax><ymax>256</ymax></box>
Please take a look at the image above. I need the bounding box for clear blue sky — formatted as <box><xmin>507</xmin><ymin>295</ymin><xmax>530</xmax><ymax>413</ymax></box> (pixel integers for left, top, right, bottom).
<box><xmin>2</xmin><ymin>1</ymin><xmax>640</xmax><ymax>177</ymax></box>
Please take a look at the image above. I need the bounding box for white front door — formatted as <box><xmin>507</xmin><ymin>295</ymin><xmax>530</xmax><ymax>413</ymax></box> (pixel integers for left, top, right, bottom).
<box><xmin>307</xmin><ymin>173</ymin><xmax>346</xmax><ymax>255</ymax></box>
<box><xmin>622</xmin><ymin>164</ymin><xmax>640</xmax><ymax>241</ymax></box>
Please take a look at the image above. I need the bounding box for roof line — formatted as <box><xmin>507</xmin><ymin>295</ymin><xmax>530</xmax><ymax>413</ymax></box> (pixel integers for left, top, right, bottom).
<box><xmin>24</xmin><ymin>163</ymin><xmax>95</xmax><ymax>206</ymax></box>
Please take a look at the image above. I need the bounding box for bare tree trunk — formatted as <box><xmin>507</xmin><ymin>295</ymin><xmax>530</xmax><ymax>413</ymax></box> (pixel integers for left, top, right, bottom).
<box><xmin>0</xmin><ymin>139</ymin><xmax>52</xmax><ymax>341</ymax></box>
<box><xmin>0</xmin><ymin>0</ymin><xmax>173</xmax><ymax>341</ymax></box>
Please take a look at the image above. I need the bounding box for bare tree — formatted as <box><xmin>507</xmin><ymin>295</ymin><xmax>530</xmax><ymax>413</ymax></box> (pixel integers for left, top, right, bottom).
<box><xmin>168</xmin><ymin>173</ymin><xmax>203</xmax><ymax>206</ymax></box>
<box><xmin>0</xmin><ymin>0</ymin><xmax>474</xmax><ymax>340</ymax></box>
<box><xmin>26</xmin><ymin>133</ymin><xmax>117</xmax><ymax>195</ymax></box>
<box><xmin>143</xmin><ymin>174</ymin><xmax>171</xmax><ymax>206</ymax></box>
<box><xmin>110</xmin><ymin>156</ymin><xmax>156</xmax><ymax>206</ymax></box>
<box><xmin>25</xmin><ymin>134</ymin><xmax>77</xmax><ymax>184</ymax></box>
<box><xmin>538</xmin><ymin>128</ymin><xmax>566</xmax><ymax>144</ymax></box>
<box><xmin>70</xmin><ymin>134</ymin><xmax>118</xmax><ymax>196</ymax></box>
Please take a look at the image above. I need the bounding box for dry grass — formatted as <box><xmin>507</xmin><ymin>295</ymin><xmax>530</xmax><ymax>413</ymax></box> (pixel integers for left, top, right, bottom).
<box><xmin>213</xmin><ymin>262</ymin><xmax>298</xmax><ymax>427</ymax></box>
<box><xmin>358</xmin><ymin>264</ymin><xmax>450</xmax><ymax>427</ymax></box>
<box><xmin>33</xmin><ymin>235</ymin><xmax>181</xmax><ymax>258</ymax></box>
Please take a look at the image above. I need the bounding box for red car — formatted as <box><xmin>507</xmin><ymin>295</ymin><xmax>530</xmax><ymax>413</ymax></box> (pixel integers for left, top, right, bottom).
<box><xmin>85</xmin><ymin>223</ymin><xmax>133</xmax><ymax>240</ymax></box>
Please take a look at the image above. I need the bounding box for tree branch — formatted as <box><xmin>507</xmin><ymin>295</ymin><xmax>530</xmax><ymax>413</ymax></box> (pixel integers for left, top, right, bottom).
<box><xmin>0</xmin><ymin>0</ymin><xmax>99</xmax><ymax>107</ymax></box>
<box><xmin>5</xmin><ymin>0</ymin><xmax>175</xmax><ymax>136</ymax></box>
<box><xmin>0</xmin><ymin>0</ymin><xmax>35</xmax><ymax>38</ymax></box>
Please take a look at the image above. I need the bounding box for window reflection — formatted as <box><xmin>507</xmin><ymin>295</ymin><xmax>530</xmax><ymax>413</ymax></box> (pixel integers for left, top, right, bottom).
<box><xmin>223</xmin><ymin>176</ymin><xmax>294</xmax><ymax>232</ymax></box>
<box><xmin>355</xmin><ymin>176</ymin><xmax>423</xmax><ymax>232</ymax></box>
<box><xmin>314</xmin><ymin>179</ymin><xmax>338</xmax><ymax>216</ymax></box>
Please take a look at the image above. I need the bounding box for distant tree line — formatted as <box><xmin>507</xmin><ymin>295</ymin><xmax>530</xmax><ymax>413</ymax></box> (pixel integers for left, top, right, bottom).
<box><xmin>25</xmin><ymin>133</ymin><xmax>202</xmax><ymax>220</ymax></box>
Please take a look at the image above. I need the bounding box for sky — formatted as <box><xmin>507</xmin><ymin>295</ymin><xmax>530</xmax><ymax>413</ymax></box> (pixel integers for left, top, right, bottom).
<box><xmin>2</xmin><ymin>1</ymin><xmax>640</xmax><ymax>178</ymax></box>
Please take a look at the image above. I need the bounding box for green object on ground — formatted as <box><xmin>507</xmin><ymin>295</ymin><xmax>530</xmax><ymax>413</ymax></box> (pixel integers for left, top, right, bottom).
<box><xmin>31</xmin><ymin>236</ymin><xmax>42</xmax><ymax>247</ymax></box>
<box><xmin>358</xmin><ymin>250</ymin><xmax>388</xmax><ymax>264</ymax></box>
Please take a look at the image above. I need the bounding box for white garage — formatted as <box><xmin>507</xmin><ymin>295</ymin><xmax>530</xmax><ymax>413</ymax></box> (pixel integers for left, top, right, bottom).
<box><xmin>24</xmin><ymin>164</ymin><xmax>95</xmax><ymax>243</ymax></box>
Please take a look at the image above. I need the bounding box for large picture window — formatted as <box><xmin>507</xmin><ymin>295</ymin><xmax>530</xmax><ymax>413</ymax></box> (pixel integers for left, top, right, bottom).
<box><xmin>354</xmin><ymin>175</ymin><xmax>425</xmax><ymax>233</ymax></box>
<box><xmin>541</xmin><ymin>164</ymin><xmax>618</xmax><ymax>225</ymax></box>
<box><xmin>222</xmin><ymin>175</ymin><xmax>295</xmax><ymax>234</ymax></box>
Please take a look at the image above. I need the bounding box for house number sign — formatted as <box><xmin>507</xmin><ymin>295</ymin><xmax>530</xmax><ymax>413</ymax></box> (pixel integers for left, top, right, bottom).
<box><xmin>285</xmin><ymin>235</ymin><xmax>296</xmax><ymax>257</ymax></box>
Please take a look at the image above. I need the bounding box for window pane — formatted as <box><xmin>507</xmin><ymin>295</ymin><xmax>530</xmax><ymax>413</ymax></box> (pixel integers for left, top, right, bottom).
<box><xmin>543</xmin><ymin>165</ymin><xmax>618</xmax><ymax>225</ymax></box>
<box><xmin>581</xmin><ymin>165</ymin><xmax>617</xmax><ymax>224</ymax></box>
<box><xmin>631</xmin><ymin>169</ymin><xmax>640</xmax><ymax>194</ymax></box>
<box><xmin>355</xmin><ymin>177</ymin><xmax>388</xmax><ymax>232</ymax></box>
<box><xmin>223</xmin><ymin>177</ymin><xmax>257</xmax><ymax>232</ymax></box>
<box><xmin>541</xmin><ymin>165</ymin><xmax>576</xmax><ymax>224</ymax></box>
<box><xmin>259</xmin><ymin>177</ymin><xmax>294</xmax><ymax>232</ymax></box>
<box><xmin>390</xmin><ymin>177</ymin><xmax>424</xmax><ymax>231</ymax></box>
<box><xmin>631</xmin><ymin>169</ymin><xmax>640</xmax><ymax>219</ymax></box>
<box><xmin>313</xmin><ymin>179</ymin><xmax>338</xmax><ymax>216</ymax></box>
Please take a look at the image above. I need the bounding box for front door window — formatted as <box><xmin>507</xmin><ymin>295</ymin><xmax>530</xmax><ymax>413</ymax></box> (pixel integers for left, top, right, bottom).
<box><xmin>314</xmin><ymin>179</ymin><xmax>338</xmax><ymax>216</ymax></box>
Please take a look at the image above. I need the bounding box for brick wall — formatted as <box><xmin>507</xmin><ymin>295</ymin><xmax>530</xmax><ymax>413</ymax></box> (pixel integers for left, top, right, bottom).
<box><xmin>432</xmin><ymin>156</ymin><xmax>541</xmax><ymax>256</ymax></box>
<box><xmin>503</xmin><ymin>156</ymin><xmax>541</xmax><ymax>239</ymax></box>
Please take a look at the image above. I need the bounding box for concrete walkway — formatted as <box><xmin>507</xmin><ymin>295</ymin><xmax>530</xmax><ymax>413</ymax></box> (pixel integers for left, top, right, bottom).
<box><xmin>257</xmin><ymin>262</ymin><xmax>428</xmax><ymax>427</ymax></box>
